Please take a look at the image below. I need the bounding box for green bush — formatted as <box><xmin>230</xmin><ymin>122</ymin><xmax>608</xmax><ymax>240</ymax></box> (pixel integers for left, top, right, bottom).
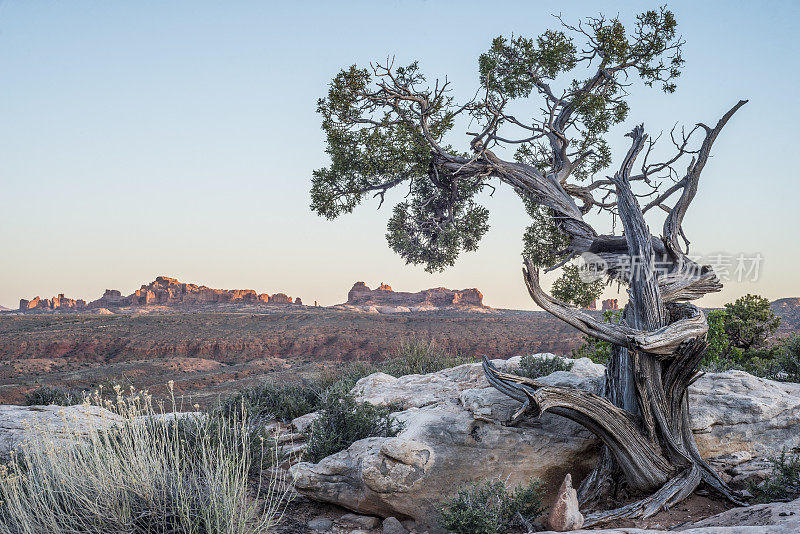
<box><xmin>517</xmin><ymin>354</ymin><xmax>573</xmax><ymax>379</ymax></box>
<box><xmin>381</xmin><ymin>338</ymin><xmax>473</xmax><ymax>377</ymax></box>
<box><xmin>774</xmin><ymin>335</ymin><xmax>800</xmax><ymax>382</ymax></box>
<box><xmin>219</xmin><ymin>381</ymin><xmax>322</xmax><ymax>424</ymax></box>
<box><xmin>571</xmin><ymin>309</ymin><xmax>621</xmax><ymax>364</ymax></box>
<box><xmin>752</xmin><ymin>450</ymin><xmax>800</xmax><ymax>503</ymax></box>
<box><xmin>701</xmin><ymin>334</ymin><xmax>800</xmax><ymax>384</ymax></box>
<box><xmin>23</xmin><ymin>386</ymin><xmax>83</xmax><ymax>406</ymax></box>
<box><xmin>304</xmin><ymin>388</ymin><xmax>402</xmax><ymax>463</ymax></box>
<box><xmin>439</xmin><ymin>479</ymin><xmax>545</xmax><ymax>534</ymax></box>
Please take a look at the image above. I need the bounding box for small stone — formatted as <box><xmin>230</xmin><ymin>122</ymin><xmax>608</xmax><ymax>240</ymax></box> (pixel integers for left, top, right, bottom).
<box><xmin>400</xmin><ymin>519</ymin><xmax>416</xmax><ymax>531</ymax></box>
<box><xmin>307</xmin><ymin>517</ymin><xmax>333</xmax><ymax>531</ymax></box>
<box><xmin>382</xmin><ymin>516</ymin><xmax>408</xmax><ymax>534</ymax></box>
<box><xmin>546</xmin><ymin>473</ymin><xmax>584</xmax><ymax>532</ymax></box>
<box><xmin>338</xmin><ymin>513</ymin><xmax>381</xmax><ymax>529</ymax></box>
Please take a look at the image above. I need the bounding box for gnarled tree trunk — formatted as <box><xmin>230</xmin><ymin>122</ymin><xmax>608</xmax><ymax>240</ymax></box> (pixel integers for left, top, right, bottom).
<box><xmin>482</xmin><ymin>110</ymin><xmax>748</xmax><ymax>525</ymax></box>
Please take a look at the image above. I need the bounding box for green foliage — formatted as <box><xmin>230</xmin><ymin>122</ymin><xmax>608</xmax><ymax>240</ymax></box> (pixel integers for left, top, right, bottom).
<box><xmin>704</xmin><ymin>310</ymin><xmax>743</xmax><ymax>364</ymax></box>
<box><xmin>304</xmin><ymin>388</ymin><xmax>402</xmax><ymax>463</ymax></box>
<box><xmin>521</xmin><ymin>201</ymin><xmax>603</xmax><ymax>306</ymax></box>
<box><xmin>220</xmin><ymin>382</ymin><xmax>320</xmax><ymax>424</ymax></box>
<box><xmin>551</xmin><ymin>265</ymin><xmax>605</xmax><ymax>308</ymax></box>
<box><xmin>439</xmin><ymin>479</ymin><xmax>545</xmax><ymax>534</ymax></box>
<box><xmin>23</xmin><ymin>386</ymin><xmax>83</xmax><ymax>407</ymax></box>
<box><xmin>702</xmin><ymin>295</ymin><xmax>785</xmax><ymax>378</ymax></box>
<box><xmin>517</xmin><ymin>354</ymin><xmax>574</xmax><ymax>379</ymax></box>
<box><xmin>521</xmin><ymin>203</ymin><xmax>571</xmax><ymax>269</ymax></box>
<box><xmin>722</xmin><ymin>294</ymin><xmax>781</xmax><ymax>351</ymax></box>
<box><xmin>571</xmin><ymin>310</ymin><xmax>621</xmax><ymax>364</ymax></box>
<box><xmin>752</xmin><ymin>450</ymin><xmax>800</xmax><ymax>503</ymax></box>
<box><xmin>386</xmin><ymin>176</ymin><xmax>490</xmax><ymax>272</ymax></box>
<box><xmin>381</xmin><ymin>338</ymin><xmax>474</xmax><ymax>376</ymax></box>
<box><xmin>478</xmin><ymin>32</ymin><xmax>577</xmax><ymax>99</ymax></box>
<box><xmin>775</xmin><ymin>335</ymin><xmax>800</xmax><ymax>382</ymax></box>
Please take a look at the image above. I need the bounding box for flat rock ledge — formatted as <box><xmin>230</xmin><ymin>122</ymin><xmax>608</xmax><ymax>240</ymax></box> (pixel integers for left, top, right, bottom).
<box><xmin>289</xmin><ymin>356</ymin><xmax>800</xmax><ymax>531</ymax></box>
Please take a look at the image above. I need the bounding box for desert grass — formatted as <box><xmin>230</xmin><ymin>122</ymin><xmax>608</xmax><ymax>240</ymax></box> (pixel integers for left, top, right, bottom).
<box><xmin>0</xmin><ymin>384</ymin><xmax>291</xmax><ymax>534</ymax></box>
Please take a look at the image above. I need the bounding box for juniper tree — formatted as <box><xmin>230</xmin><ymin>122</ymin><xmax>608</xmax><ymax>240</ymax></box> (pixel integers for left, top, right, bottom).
<box><xmin>311</xmin><ymin>7</ymin><xmax>747</xmax><ymax>524</ymax></box>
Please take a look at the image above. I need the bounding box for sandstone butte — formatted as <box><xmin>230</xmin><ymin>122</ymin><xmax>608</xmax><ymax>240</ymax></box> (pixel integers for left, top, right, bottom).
<box><xmin>583</xmin><ymin>298</ymin><xmax>620</xmax><ymax>311</ymax></box>
<box><xmin>17</xmin><ymin>276</ymin><xmax>301</xmax><ymax>311</ymax></box>
<box><xmin>346</xmin><ymin>281</ymin><xmax>485</xmax><ymax>308</ymax></box>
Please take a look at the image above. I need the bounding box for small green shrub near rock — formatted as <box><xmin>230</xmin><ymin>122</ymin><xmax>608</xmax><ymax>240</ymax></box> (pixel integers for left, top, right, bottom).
<box><xmin>570</xmin><ymin>310</ymin><xmax>621</xmax><ymax>364</ymax></box>
<box><xmin>382</xmin><ymin>338</ymin><xmax>473</xmax><ymax>377</ymax></box>
<box><xmin>517</xmin><ymin>354</ymin><xmax>573</xmax><ymax>379</ymax></box>
<box><xmin>23</xmin><ymin>386</ymin><xmax>83</xmax><ymax>406</ymax></box>
<box><xmin>304</xmin><ymin>388</ymin><xmax>402</xmax><ymax>463</ymax></box>
<box><xmin>752</xmin><ymin>450</ymin><xmax>800</xmax><ymax>503</ymax></box>
<box><xmin>439</xmin><ymin>478</ymin><xmax>545</xmax><ymax>534</ymax></box>
<box><xmin>220</xmin><ymin>382</ymin><xmax>320</xmax><ymax>424</ymax></box>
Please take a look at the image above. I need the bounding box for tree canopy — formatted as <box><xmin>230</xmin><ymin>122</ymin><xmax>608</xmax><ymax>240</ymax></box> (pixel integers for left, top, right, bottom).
<box><xmin>311</xmin><ymin>7</ymin><xmax>694</xmax><ymax>305</ymax></box>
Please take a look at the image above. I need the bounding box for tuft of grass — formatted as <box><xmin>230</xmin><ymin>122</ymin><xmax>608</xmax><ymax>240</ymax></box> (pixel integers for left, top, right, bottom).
<box><xmin>304</xmin><ymin>387</ymin><xmax>402</xmax><ymax>463</ymax></box>
<box><xmin>517</xmin><ymin>354</ymin><xmax>574</xmax><ymax>379</ymax></box>
<box><xmin>439</xmin><ymin>478</ymin><xmax>545</xmax><ymax>534</ymax></box>
<box><xmin>752</xmin><ymin>450</ymin><xmax>800</xmax><ymax>503</ymax></box>
<box><xmin>0</xmin><ymin>390</ymin><xmax>291</xmax><ymax>534</ymax></box>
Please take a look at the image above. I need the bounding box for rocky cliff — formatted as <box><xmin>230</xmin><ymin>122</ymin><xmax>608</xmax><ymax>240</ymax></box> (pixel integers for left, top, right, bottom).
<box><xmin>343</xmin><ymin>281</ymin><xmax>486</xmax><ymax>313</ymax></box>
<box><xmin>18</xmin><ymin>276</ymin><xmax>302</xmax><ymax>312</ymax></box>
<box><xmin>20</xmin><ymin>294</ymin><xmax>87</xmax><ymax>311</ymax></box>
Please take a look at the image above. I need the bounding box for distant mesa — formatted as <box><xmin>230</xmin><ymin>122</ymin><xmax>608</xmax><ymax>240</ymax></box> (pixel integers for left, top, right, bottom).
<box><xmin>601</xmin><ymin>299</ymin><xmax>619</xmax><ymax>311</ymax></box>
<box><xmin>20</xmin><ymin>294</ymin><xmax>87</xmax><ymax>311</ymax></box>
<box><xmin>17</xmin><ymin>276</ymin><xmax>303</xmax><ymax>313</ymax></box>
<box><xmin>342</xmin><ymin>281</ymin><xmax>487</xmax><ymax>314</ymax></box>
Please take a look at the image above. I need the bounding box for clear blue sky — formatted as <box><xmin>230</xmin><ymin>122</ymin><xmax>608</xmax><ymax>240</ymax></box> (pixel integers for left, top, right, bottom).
<box><xmin>1</xmin><ymin>1</ymin><xmax>798</xmax><ymax>310</ymax></box>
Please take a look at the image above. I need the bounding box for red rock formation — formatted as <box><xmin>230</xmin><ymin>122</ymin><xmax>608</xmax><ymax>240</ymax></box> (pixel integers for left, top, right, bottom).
<box><xmin>21</xmin><ymin>277</ymin><xmax>300</xmax><ymax>311</ymax></box>
<box><xmin>585</xmin><ymin>299</ymin><xmax>598</xmax><ymax>310</ymax></box>
<box><xmin>269</xmin><ymin>293</ymin><xmax>292</xmax><ymax>304</ymax></box>
<box><xmin>345</xmin><ymin>282</ymin><xmax>484</xmax><ymax>308</ymax></box>
<box><xmin>19</xmin><ymin>294</ymin><xmax>86</xmax><ymax>311</ymax></box>
<box><xmin>601</xmin><ymin>298</ymin><xmax>619</xmax><ymax>311</ymax></box>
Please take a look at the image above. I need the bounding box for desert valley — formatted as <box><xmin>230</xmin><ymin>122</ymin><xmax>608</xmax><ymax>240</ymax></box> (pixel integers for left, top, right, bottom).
<box><xmin>2</xmin><ymin>275</ymin><xmax>799</xmax><ymax>410</ymax></box>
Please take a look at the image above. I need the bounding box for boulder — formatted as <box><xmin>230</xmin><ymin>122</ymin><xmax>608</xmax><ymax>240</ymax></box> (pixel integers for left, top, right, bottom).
<box><xmin>0</xmin><ymin>404</ymin><xmax>125</xmax><ymax>453</ymax></box>
<box><xmin>289</xmin><ymin>357</ymin><xmax>800</xmax><ymax>531</ymax></box>
<box><xmin>546</xmin><ymin>473</ymin><xmax>584</xmax><ymax>531</ymax></box>
<box><xmin>690</xmin><ymin>370</ymin><xmax>800</xmax><ymax>486</ymax></box>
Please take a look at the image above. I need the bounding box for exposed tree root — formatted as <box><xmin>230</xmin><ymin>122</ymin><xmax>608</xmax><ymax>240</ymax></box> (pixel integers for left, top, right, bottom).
<box><xmin>582</xmin><ymin>464</ymin><xmax>701</xmax><ymax>526</ymax></box>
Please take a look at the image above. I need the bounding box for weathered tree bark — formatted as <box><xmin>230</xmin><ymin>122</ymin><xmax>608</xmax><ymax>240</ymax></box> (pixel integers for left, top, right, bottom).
<box><xmin>482</xmin><ymin>104</ymin><xmax>749</xmax><ymax>524</ymax></box>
